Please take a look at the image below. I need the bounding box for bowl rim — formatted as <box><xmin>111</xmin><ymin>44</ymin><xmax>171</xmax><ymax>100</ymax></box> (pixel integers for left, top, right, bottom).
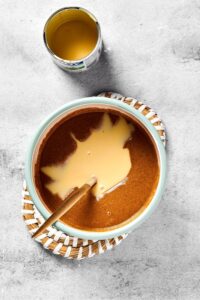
<box><xmin>25</xmin><ymin>96</ymin><xmax>167</xmax><ymax>240</ymax></box>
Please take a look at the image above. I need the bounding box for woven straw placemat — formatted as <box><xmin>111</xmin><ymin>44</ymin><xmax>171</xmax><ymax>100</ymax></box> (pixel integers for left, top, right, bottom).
<box><xmin>22</xmin><ymin>92</ymin><xmax>166</xmax><ymax>260</ymax></box>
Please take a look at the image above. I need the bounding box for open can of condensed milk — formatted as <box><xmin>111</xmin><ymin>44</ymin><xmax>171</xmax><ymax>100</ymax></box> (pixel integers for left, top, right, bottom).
<box><xmin>43</xmin><ymin>7</ymin><xmax>102</xmax><ymax>72</ymax></box>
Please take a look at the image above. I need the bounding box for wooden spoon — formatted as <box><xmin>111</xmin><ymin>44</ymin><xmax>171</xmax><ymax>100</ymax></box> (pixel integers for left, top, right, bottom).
<box><xmin>32</xmin><ymin>177</ymin><xmax>97</xmax><ymax>239</ymax></box>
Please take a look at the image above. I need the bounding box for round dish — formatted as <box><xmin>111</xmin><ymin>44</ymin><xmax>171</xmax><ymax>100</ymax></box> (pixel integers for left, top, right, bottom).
<box><xmin>25</xmin><ymin>97</ymin><xmax>167</xmax><ymax>240</ymax></box>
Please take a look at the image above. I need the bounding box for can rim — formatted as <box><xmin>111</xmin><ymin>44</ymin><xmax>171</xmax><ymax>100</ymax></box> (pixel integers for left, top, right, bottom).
<box><xmin>43</xmin><ymin>7</ymin><xmax>102</xmax><ymax>64</ymax></box>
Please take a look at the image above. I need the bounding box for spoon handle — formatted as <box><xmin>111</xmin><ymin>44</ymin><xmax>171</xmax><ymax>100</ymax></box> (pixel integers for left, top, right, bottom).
<box><xmin>32</xmin><ymin>177</ymin><xmax>97</xmax><ymax>239</ymax></box>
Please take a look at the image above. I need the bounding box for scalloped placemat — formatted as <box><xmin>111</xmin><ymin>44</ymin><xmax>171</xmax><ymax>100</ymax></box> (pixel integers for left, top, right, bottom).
<box><xmin>22</xmin><ymin>92</ymin><xmax>166</xmax><ymax>260</ymax></box>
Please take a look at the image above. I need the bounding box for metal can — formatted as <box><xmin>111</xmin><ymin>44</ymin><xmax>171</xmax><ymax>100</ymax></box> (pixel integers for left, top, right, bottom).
<box><xmin>43</xmin><ymin>7</ymin><xmax>102</xmax><ymax>72</ymax></box>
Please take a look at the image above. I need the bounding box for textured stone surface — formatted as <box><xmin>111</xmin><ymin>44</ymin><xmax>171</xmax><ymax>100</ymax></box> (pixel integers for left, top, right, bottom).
<box><xmin>1</xmin><ymin>0</ymin><xmax>200</xmax><ymax>299</ymax></box>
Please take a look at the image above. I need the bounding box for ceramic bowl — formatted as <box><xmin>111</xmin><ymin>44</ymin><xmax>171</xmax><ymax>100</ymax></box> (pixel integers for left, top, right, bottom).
<box><xmin>25</xmin><ymin>97</ymin><xmax>167</xmax><ymax>240</ymax></box>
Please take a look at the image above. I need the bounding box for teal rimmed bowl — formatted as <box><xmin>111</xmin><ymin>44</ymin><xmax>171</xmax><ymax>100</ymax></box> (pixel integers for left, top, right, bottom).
<box><xmin>25</xmin><ymin>97</ymin><xmax>166</xmax><ymax>240</ymax></box>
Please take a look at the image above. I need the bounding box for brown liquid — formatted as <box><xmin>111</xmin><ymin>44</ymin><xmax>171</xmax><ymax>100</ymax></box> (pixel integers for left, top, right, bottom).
<box><xmin>34</xmin><ymin>109</ymin><xmax>159</xmax><ymax>231</ymax></box>
<box><xmin>41</xmin><ymin>113</ymin><xmax>134</xmax><ymax>200</ymax></box>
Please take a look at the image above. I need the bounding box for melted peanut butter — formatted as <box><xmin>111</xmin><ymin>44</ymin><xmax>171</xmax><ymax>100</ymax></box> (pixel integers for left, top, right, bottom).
<box><xmin>35</xmin><ymin>110</ymin><xmax>159</xmax><ymax>231</ymax></box>
<box><xmin>41</xmin><ymin>114</ymin><xmax>134</xmax><ymax>200</ymax></box>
